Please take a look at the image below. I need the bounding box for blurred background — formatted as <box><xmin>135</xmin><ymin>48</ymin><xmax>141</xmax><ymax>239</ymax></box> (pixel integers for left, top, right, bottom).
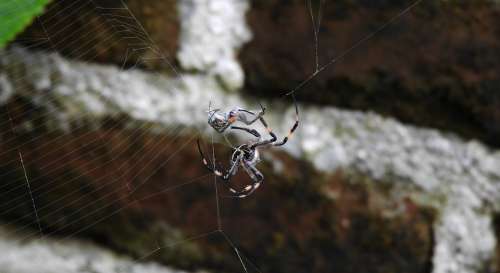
<box><xmin>1</xmin><ymin>0</ymin><xmax>500</xmax><ymax>273</ymax></box>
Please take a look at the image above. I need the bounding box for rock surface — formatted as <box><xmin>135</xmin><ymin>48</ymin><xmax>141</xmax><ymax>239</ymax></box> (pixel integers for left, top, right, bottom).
<box><xmin>240</xmin><ymin>0</ymin><xmax>500</xmax><ymax>147</ymax></box>
<box><xmin>17</xmin><ymin>0</ymin><xmax>251</xmax><ymax>90</ymax></box>
<box><xmin>16</xmin><ymin>0</ymin><xmax>500</xmax><ymax>146</ymax></box>
<box><xmin>0</xmin><ymin>225</ymin><xmax>185</xmax><ymax>273</ymax></box>
<box><xmin>1</xmin><ymin>47</ymin><xmax>499</xmax><ymax>273</ymax></box>
<box><xmin>2</xmin><ymin>0</ymin><xmax>500</xmax><ymax>272</ymax></box>
<box><xmin>18</xmin><ymin>0</ymin><xmax>179</xmax><ymax>69</ymax></box>
<box><xmin>177</xmin><ymin>0</ymin><xmax>251</xmax><ymax>90</ymax></box>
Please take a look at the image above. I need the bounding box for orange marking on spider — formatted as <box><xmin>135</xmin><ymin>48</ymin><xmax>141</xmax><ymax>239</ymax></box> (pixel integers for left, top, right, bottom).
<box><xmin>198</xmin><ymin>97</ymin><xmax>299</xmax><ymax>198</ymax></box>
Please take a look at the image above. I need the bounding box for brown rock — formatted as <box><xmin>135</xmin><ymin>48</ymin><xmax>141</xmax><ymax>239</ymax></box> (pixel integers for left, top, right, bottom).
<box><xmin>16</xmin><ymin>0</ymin><xmax>179</xmax><ymax>70</ymax></box>
<box><xmin>241</xmin><ymin>0</ymin><xmax>500</xmax><ymax>147</ymax></box>
<box><xmin>0</xmin><ymin>98</ymin><xmax>435</xmax><ymax>273</ymax></box>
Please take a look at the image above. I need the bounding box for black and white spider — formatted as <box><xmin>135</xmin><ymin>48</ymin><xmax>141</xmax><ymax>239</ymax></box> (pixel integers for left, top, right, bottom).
<box><xmin>197</xmin><ymin>97</ymin><xmax>299</xmax><ymax>198</ymax></box>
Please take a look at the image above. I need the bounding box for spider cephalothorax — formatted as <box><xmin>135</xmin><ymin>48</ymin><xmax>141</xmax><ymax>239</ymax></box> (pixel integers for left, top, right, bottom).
<box><xmin>198</xmin><ymin>97</ymin><xmax>299</xmax><ymax>198</ymax></box>
<box><xmin>207</xmin><ymin>109</ymin><xmax>231</xmax><ymax>133</ymax></box>
<box><xmin>207</xmin><ymin>103</ymin><xmax>265</xmax><ymax>134</ymax></box>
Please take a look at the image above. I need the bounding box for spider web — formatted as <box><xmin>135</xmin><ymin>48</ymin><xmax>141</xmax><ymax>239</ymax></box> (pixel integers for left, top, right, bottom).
<box><xmin>0</xmin><ymin>0</ymin><xmax>424</xmax><ymax>272</ymax></box>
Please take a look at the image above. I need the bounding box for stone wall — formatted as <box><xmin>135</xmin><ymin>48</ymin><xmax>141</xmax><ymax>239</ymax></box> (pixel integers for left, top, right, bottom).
<box><xmin>2</xmin><ymin>0</ymin><xmax>500</xmax><ymax>272</ymax></box>
<box><xmin>1</xmin><ymin>46</ymin><xmax>500</xmax><ymax>273</ymax></box>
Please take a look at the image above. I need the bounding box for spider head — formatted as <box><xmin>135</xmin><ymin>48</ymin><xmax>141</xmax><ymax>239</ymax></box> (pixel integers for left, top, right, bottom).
<box><xmin>207</xmin><ymin>109</ymin><xmax>229</xmax><ymax>133</ymax></box>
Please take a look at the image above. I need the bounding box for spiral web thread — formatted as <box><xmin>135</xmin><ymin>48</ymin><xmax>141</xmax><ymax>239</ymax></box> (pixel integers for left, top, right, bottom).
<box><xmin>0</xmin><ymin>0</ymin><xmax>423</xmax><ymax>272</ymax></box>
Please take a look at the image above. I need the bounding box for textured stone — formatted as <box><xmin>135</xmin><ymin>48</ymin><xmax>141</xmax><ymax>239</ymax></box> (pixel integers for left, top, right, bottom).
<box><xmin>4</xmin><ymin>0</ymin><xmax>499</xmax><ymax>271</ymax></box>
<box><xmin>15</xmin><ymin>0</ymin><xmax>500</xmax><ymax>146</ymax></box>
<box><xmin>15</xmin><ymin>0</ymin><xmax>251</xmax><ymax>91</ymax></box>
<box><xmin>177</xmin><ymin>0</ymin><xmax>251</xmax><ymax>90</ymax></box>
<box><xmin>1</xmin><ymin>47</ymin><xmax>500</xmax><ymax>272</ymax></box>
<box><xmin>16</xmin><ymin>0</ymin><xmax>179</xmax><ymax>70</ymax></box>
<box><xmin>0</xmin><ymin>225</ymin><xmax>185</xmax><ymax>273</ymax></box>
<box><xmin>240</xmin><ymin>0</ymin><xmax>500</xmax><ymax>147</ymax></box>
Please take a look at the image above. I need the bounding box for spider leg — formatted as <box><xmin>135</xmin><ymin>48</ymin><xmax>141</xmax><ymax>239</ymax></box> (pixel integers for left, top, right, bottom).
<box><xmin>273</xmin><ymin>94</ymin><xmax>299</xmax><ymax>146</ymax></box>
<box><xmin>237</xmin><ymin>102</ymin><xmax>266</xmax><ymax>125</ymax></box>
<box><xmin>198</xmin><ymin>139</ymin><xmax>253</xmax><ymax>195</ymax></box>
<box><xmin>227</xmin><ymin>151</ymin><xmax>242</xmax><ymax>176</ymax></box>
<box><xmin>218</xmin><ymin>158</ymin><xmax>256</xmax><ymax>198</ymax></box>
<box><xmin>225</xmin><ymin>152</ymin><xmax>264</xmax><ymax>197</ymax></box>
<box><xmin>250</xmin><ymin>115</ymin><xmax>278</xmax><ymax>149</ymax></box>
<box><xmin>232</xmin><ymin>161</ymin><xmax>264</xmax><ymax>198</ymax></box>
<box><xmin>230</xmin><ymin>126</ymin><xmax>261</xmax><ymax>138</ymax></box>
<box><xmin>234</xmin><ymin>109</ymin><xmax>280</xmax><ymax>149</ymax></box>
<box><xmin>196</xmin><ymin>139</ymin><xmax>232</xmax><ymax>180</ymax></box>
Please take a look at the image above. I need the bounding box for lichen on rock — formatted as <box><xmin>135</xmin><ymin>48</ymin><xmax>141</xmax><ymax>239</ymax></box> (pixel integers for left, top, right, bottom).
<box><xmin>2</xmin><ymin>46</ymin><xmax>500</xmax><ymax>272</ymax></box>
<box><xmin>177</xmin><ymin>0</ymin><xmax>252</xmax><ymax>91</ymax></box>
<box><xmin>0</xmin><ymin>225</ymin><xmax>186</xmax><ymax>273</ymax></box>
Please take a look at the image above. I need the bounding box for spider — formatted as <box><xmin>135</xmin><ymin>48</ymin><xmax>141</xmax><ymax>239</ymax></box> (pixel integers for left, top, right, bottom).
<box><xmin>197</xmin><ymin>97</ymin><xmax>299</xmax><ymax>198</ymax></box>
